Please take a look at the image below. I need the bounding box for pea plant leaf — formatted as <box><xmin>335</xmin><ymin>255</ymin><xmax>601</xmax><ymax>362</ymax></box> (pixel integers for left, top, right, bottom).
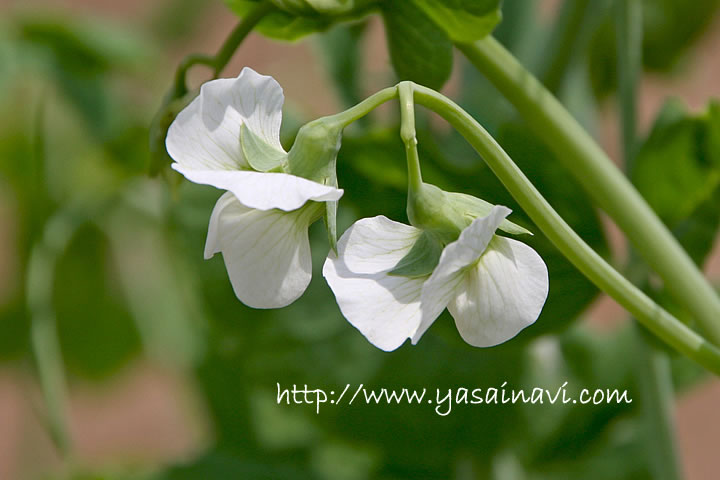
<box><xmin>409</xmin><ymin>0</ymin><xmax>503</xmax><ymax>44</ymax></box>
<box><xmin>225</xmin><ymin>0</ymin><xmax>332</xmax><ymax>40</ymax></box>
<box><xmin>224</xmin><ymin>0</ymin><xmax>376</xmax><ymax>41</ymax></box>
<box><xmin>632</xmin><ymin>99</ymin><xmax>720</xmax><ymax>265</ymax></box>
<box><xmin>381</xmin><ymin>0</ymin><xmax>453</xmax><ymax>90</ymax></box>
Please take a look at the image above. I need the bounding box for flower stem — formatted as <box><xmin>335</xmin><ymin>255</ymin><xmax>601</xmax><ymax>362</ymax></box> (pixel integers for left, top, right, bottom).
<box><xmin>328</xmin><ymin>86</ymin><xmax>398</xmax><ymax>127</ymax></box>
<box><xmin>457</xmin><ymin>37</ymin><xmax>720</xmax><ymax>346</ymax></box>
<box><xmin>615</xmin><ymin>1</ymin><xmax>683</xmax><ymax>477</ymax></box>
<box><xmin>398</xmin><ymin>81</ymin><xmax>423</xmax><ymax>193</ymax></box>
<box><xmin>410</xmin><ymin>83</ymin><xmax>720</xmax><ymax>375</ymax></box>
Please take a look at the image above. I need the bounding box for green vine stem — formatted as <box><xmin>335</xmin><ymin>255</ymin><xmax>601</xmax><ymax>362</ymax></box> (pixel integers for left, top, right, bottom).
<box><xmin>457</xmin><ymin>37</ymin><xmax>720</xmax><ymax>346</ymax></box>
<box><xmin>407</xmin><ymin>83</ymin><xmax>720</xmax><ymax>375</ymax></box>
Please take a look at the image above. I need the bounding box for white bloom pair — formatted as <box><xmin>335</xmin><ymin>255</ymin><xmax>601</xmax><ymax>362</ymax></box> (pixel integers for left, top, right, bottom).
<box><xmin>166</xmin><ymin>68</ymin><xmax>549</xmax><ymax>349</ymax></box>
<box><xmin>323</xmin><ymin>206</ymin><xmax>548</xmax><ymax>350</ymax></box>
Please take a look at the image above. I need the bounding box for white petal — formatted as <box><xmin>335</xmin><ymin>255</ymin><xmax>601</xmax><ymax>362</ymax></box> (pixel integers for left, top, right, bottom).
<box><xmin>412</xmin><ymin>205</ymin><xmax>512</xmax><ymax>343</ymax></box>
<box><xmin>448</xmin><ymin>236</ymin><xmax>549</xmax><ymax>347</ymax></box>
<box><xmin>166</xmin><ymin>67</ymin><xmax>284</xmax><ymax>172</ymax></box>
<box><xmin>205</xmin><ymin>191</ymin><xmax>316</xmax><ymax>309</ymax></box>
<box><xmin>173</xmin><ymin>165</ymin><xmax>343</xmax><ymax>211</ymax></box>
<box><xmin>322</xmin><ymin>216</ymin><xmax>429</xmax><ymax>351</ymax></box>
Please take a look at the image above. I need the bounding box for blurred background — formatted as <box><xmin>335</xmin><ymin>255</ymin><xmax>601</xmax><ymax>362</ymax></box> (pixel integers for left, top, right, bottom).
<box><xmin>0</xmin><ymin>0</ymin><xmax>719</xmax><ymax>479</ymax></box>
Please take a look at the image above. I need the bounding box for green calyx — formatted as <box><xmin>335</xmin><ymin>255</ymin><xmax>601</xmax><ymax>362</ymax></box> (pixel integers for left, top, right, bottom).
<box><xmin>388</xmin><ymin>182</ymin><xmax>531</xmax><ymax>278</ymax></box>
<box><xmin>287</xmin><ymin>118</ymin><xmax>343</xmax><ymax>184</ymax></box>
<box><xmin>407</xmin><ymin>182</ymin><xmax>531</xmax><ymax>239</ymax></box>
<box><xmin>287</xmin><ymin>117</ymin><xmax>345</xmax><ymax>252</ymax></box>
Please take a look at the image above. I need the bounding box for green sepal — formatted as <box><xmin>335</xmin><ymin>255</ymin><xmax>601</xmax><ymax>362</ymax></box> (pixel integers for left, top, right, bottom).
<box><xmin>408</xmin><ymin>182</ymin><xmax>532</xmax><ymax>240</ymax></box>
<box><xmin>445</xmin><ymin>191</ymin><xmax>532</xmax><ymax>236</ymax></box>
<box><xmin>287</xmin><ymin>118</ymin><xmax>342</xmax><ymax>184</ymax></box>
<box><xmin>381</xmin><ymin>0</ymin><xmax>453</xmax><ymax>90</ymax></box>
<box><xmin>324</xmin><ymin>197</ymin><xmax>338</xmax><ymax>254</ymax></box>
<box><xmin>388</xmin><ymin>231</ymin><xmax>443</xmax><ymax>278</ymax></box>
<box><xmin>410</xmin><ymin>0</ymin><xmax>502</xmax><ymax>44</ymax></box>
<box><xmin>240</xmin><ymin>123</ymin><xmax>287</xmax><ymax>172</ymax></box>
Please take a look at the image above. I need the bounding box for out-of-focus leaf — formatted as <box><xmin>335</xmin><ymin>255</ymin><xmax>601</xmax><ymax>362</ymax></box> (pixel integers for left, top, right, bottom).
<box><xmin>588</xmin><ymin>0</ymin><xmax>720</xmax><ymax>97</ymax></box>
<box><xmin>104</xmin><ymin>183</ymin><xmax>207</xmax><ymax>369</ymax></box>
<box><xmin>410</xmin><ymin>0</ymin><xmax>502</xmax><ymax>43</ymax></box>
<box><xmin>14</xmin><ymin>15</ymin><xmax>153</xmax><ymax>139</ymax></box>
<box><xmin>15</xmin><ymin>15</ymin><xmax>150</xmax><ymax>73</ymax></box>
<box><xmin>316</xmin><ymin>22</ymin><xmax>367</xmax><ymax>108</ymax></box>
<box><xmin>523</xmin><ymin>326</ymin><xmax>638</xmax><ymax>465</ymax></box>
<box><xmin>381</xmin><ymin>0</ymin><xmax>453</xmax><ymax>90</ymax></box>
<box><xmin>53</xmin><ymin>223</ymin><xmax>141</xmax><ymax>379</ymax></box>
<box><xmin>161</xmin><ymin>451</ymin><xmax>313</xmax><ymax>480</ymax></box>
<box><xmin>642</xmin><ymin>0</ymin><xmax>720</xmax><ymax>70</ymax></box>
<box><xmin>632</xmin><ymin>100</ymin><xmax>720</xmax><ymax>265</ymax></box>
<box><xmin>632</xmin><ymin>102</ymin><xmax>720</xmax><ymax>224</ymax></box>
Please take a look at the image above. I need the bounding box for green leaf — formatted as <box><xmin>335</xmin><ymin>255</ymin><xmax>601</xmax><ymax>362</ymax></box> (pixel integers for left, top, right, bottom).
<box><xmin>316</xmin><ymin>22</ymin><xmax>367</xmax><ymax>108</ymax></box>
<box><xmin>588</xmin><ymin>0</ymin><xmax>720</xmax><ymax>97</ymax></box>
<box><xmin>54</xmin><ymin>223</ymin><xmax>141</xmax><ymax>379</ymax></box>
<box><xmin>225</xmin><ymin>0</ymin><xmax>376</xmax><ymax>41</ymax></box>
<box><xmin>225</xmin><ymin>0</ymin><xmax>332</xmax><ymax>40</ymax></box>
<box><xmin>410</xmin><ymin>0</ymin><xmax>502</xmax><ymax>44</ymax></box>
<box><xmin>240</xmin><ymin>124</ymin><xmax>287</xmax><ymax>172</ymax></box>
<box><xmin>632</xmin><ymin>100</ymin><xmax>720</xmax><ymax>225</ymax></box>
<box><xmin>632</xmin><ymin>100</ymin><xmax>720</xmax><ymax>266</ymax></box>
<box><xmin>272</xmin><ymin>0</ymin><xmax>357</xmax><ymax>15</ymax></box>
<box><xmin>388</xmin><ymin>231</ymin><xmax>443</xmax><ymax>277</ymax></box>
<box><xmin>381</xmin><ymin>1</ymin><xmax>453</xmax><ymax>90</ymax></box>
<box><xmin>324</xmin><ymin>198</ymin><xmax>338</xmax><ymax>253</ymax></box>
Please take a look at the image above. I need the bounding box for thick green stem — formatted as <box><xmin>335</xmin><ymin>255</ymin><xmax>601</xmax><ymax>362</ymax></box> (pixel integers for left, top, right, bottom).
<box><xmin>615</xmin><ymin>1</ymin><xmax>683</xmax><ymax>477</ymax></box>
<box><xmin>410</xmin><ymin>84</ymin><xmax>720</xmax><ymax>375</ymax></box>
<box><xmin>458</xmin><ymin>37</ymin><xmax>720</xmax><ymax>345</ymax></box>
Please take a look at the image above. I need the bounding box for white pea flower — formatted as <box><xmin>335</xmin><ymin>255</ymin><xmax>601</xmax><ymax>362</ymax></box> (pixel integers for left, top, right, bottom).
<box><xmin>166</xmin><ymin>67</ymin><xmax>343</xmax><ymax>308</ymax></box>
<box><xmin>323</xmin><ymin>205</ymin><xmax>549</xmax><ymax>351</ymax></box>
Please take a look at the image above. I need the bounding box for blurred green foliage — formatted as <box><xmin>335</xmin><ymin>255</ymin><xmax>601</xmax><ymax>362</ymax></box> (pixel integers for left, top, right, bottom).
<box><xmin>0</xmin><ymin>0</ymin><xmax>718</xmax><ymax>479</ymax></box>
<box><xmin>588</xmin><ymin>0</ymin><xmax>720</xmax><ymax>97</ymax></box>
